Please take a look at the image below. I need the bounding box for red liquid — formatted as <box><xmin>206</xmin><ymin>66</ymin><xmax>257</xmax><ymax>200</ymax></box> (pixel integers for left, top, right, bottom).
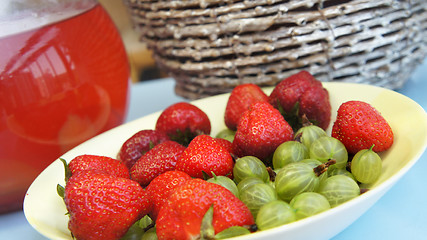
<box><xmin>0</xmin><ymin>4</ymin><xmax>130</xmax><ymax>212</ymax></box>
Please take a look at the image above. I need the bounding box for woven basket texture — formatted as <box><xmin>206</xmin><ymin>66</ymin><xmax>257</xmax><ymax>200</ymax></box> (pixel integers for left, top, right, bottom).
<box><xmin>124</xmin><ymin>0</ymin><xmax>427</xmax><ymax>99</ymax></box>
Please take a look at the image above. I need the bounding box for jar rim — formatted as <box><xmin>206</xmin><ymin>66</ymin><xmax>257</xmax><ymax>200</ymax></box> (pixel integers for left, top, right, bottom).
<box><xmin>0</xmin><ymin>0</ymin><xmax>97</xmax><ymax>37</ymax></box>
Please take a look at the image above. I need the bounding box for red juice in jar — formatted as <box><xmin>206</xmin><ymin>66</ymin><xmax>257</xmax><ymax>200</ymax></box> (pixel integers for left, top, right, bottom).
<box><xmin>0</xmin><ymin>1</ymin><xmax>130</xmax><ymax>212</ymax></box>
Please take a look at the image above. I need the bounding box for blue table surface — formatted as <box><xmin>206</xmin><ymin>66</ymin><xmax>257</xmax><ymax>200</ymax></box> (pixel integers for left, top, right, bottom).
<box><xmin>1</xmin><ymin>58</ymin><xmax>426</xmax><ymax>239</ymax></box>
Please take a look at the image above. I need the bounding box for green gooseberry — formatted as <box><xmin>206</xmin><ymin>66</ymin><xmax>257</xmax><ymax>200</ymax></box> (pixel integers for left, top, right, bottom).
<box><xmin>239</xmin><ymin>183</ymin><xmax>278</xmax><ymax>218</ymax></box>
<box><xmin>256</xmin><ymin>200</ymin><xmax>296</xmax><ymax>230</ymax></box>
<box><xmin>290</xmin><ymin>192</ymin><xmax>331</xmax><ymax>220</ymax></box>
<box><xmin>295</xmin><ymin>124</ymin><xmax>327</xmax><ymax>149</ymax></box>
<box><xmin>272</xmin><ymin>141</ymin><xmax>308</xmax><ymax>170</ymax></box>
<box><xmin>233</xmin><ymin>156</ymin><xmax>269</xmax><ymax>183</ymax></box>
<box><xmin>317</xmin><ymin>175</ymin><xmax>360</xmax><ymax>207</ymax></box>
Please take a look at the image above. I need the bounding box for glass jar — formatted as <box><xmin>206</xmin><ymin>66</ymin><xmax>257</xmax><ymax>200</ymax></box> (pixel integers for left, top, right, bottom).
<box><xmin>0</xmin><ymin>0</ymin><xmax>130</xmax><ymax>213</ymax></box>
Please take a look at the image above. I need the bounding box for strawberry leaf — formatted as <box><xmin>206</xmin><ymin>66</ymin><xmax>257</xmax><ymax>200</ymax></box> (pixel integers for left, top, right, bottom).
<box><xmin>278</xmin><ymin>102</ymin><xmax>320</xmax><ymax>132</ymax></box>
<box><xmin>215</xmin><ymin>226</ymin><xmax>251</xmax><ymax>239</ymax></box>
<box><xmin>56</xmin><ymin>184</ymin><xmax>65</xmax><ymax>199</ymax></box>
<box><xmin>138</xmin><ymin>215</ymin><xmax>154</xmax><ymax>232</ymax></box>
<box><xmin>169</xmin><ymin>129</ymin><xmax>196</xmax><ymax>146</ymax></box>
<box><xmin>120</xmin><ymin>220</ymin><xmax>144</xmax><ymax>240</ymax></box>
<box><xmin>200</xmin><ymin>205</ymin><xmax>215</xmax><ymax>240</ymax></box>
<box><xmin>148</xmin><ymin>141</ymin><xmax>155</xmax><ymax>151</ymax></box>
<box><xmin>59</xmin><ymin>158</ymin><xmax>71</xmax><ymax>182</ymax></box>
<box><xmin>281</xmin><ymin>101</ymin><xmax>301</xmax><ymax>132</ymax></box>
<box><xmin>202</xmin><ymin>171</ymin><xmax>211</xmax><ymax>180</ymax></box>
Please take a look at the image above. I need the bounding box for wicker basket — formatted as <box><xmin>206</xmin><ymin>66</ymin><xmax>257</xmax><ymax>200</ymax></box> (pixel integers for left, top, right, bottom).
<box><xmin>124</xmin><ymin>0</ymin><xmax>427</xmax><ymax>99</ymax></box>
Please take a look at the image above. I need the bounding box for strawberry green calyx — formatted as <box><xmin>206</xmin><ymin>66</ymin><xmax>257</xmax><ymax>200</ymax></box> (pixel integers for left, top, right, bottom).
<box><xmin>169</xmin><ymin>128</ymin><xmax>202</xmax><ymax>146</ymax></box>
<box><xmin>56</xmin><ymin>184</ymin><xmax>65</xmax><ymax>199</ymax></box>
<box><xmin>57</xmin><ymin>158</ymin><xmax>71</xmax><ymax>200</ymax></box>
<box><xmin>214</xmin><ymin>226</ymin><xmax>251</xmax><ymax>239</ymax></box>
<box><xmin>200</xmin><ymin>205</ymin><xmax>215</xmax><ymax>240</ymax></box>
<box><xmin>59</xmin><ymin>158</ymin><xmax>72</xmax><ymax>182</ymax></box>
<box><xmin>202</xmin><ymin>171</ymin><xmax>212</xmax><ymax>180</ymax></box>
<box><xmin>277</xmin><ymin>100</ymin><xmax>302</xmax><ymax>132</ymax></box>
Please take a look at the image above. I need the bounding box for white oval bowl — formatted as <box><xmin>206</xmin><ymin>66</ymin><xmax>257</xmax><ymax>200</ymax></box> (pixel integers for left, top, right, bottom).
<box><xmin>24</xmin><ymin>82</ymin><xmax>427</xmax><ymax>240</ymax></box>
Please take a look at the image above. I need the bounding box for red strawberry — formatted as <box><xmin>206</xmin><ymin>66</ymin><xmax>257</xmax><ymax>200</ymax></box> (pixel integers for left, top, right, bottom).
<box><xmin>176</xmin><ymin>135</ymin><xmax>234</xmax><ymax>179</ymax></box>
<box><xmin>331</xmin><ymin>100</ymin><xmax>394</xmax><ymax>154</ymax></box>
<box><xmin>64</xmin><ymin>170</ymin><xmax>151</xmax><ymax>240</ymax></box>
<box><xmin>224</xmin><ymin>83</ymin><xmax>269</xmax><ymax>131</ymax></box>
<box><xmin>214</xmin><ymin>137</ymin><xmax>233</xmax><ymax>153</ymax></box>
<box><xmin>156</xmin><ymin>178</ymin><xmax>254</xmax><ymax>240</ymax></box>
<box><xmin>68</xmin><ymin>154</ymin><xmax>129</xmax><ymax>179</ymax></box>
<box><xmin>155</xmin><ymin>102</ymin><xmax>211</xmax><ymax>146</ymax></box>
<box><xmin>130</xmin><ymin>140</ymin><xmax>186</xmax><ymax>187</ymax></box>
<box><xmin>232</xmin><ymin>101</ymin><xmax>293</xmax><ymax>164</ymax></box>
<box><xmin>145</xmin><ymin>170</ymin><xmax>192</xmax><ymax>221</ymax></box>
<box><xmin>117</xmin><ymin>129</ymin><xmax>169</xmax><ymax>169</ymax></box>
<box><xmin>268</xmin><ymin>70</ymin><xmax>331</xmax><ymax>131</ymax></box>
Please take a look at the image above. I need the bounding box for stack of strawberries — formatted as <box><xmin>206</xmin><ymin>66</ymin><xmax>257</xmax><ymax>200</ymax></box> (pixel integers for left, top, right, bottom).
<box><xmin>58</xmin><ymin>71</ymin><xmax>393</xmax><ymax>240</ymax></box>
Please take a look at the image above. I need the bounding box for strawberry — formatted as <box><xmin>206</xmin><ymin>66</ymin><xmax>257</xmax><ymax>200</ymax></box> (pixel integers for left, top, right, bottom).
<box><xmin>232</xmin><ymin>101</ymin><xmax>293</xmax><ymax>165</ymax></box>
<box><xmin>64</xmin><ymin>170</ymin><xmax>151</xmax><ymax>240</ymax></box>
<box><xmin>145</xmin><ymin>170</ymin><xmax>192</xmax><ymax>221</ymax></box>
<box><xmin>268</xmin><ymin>70</ymin><xmax>331</xmax><ymax>131</ymax></box>
<box><xmin>214</xmin><ymin>137</ymin><xmax>233</xmax><ymax>154</ymax></box>
<box><xmin>156</xmin><ymin>178</ymin><xmax>254</xmax><ymax>240</ymax></box>
<box><xmin>117</xmin><ymin>129</ymin><xmax>169</xmax><ymax>169</ymax></box>
<box><xmin>155</xmin><ymin>102</ymin><xmax>211</xmax><ymax>146</ymax></box>
<box><xmin>224</xmin><ymin>83</ymin><xmax>269</xmax><ymax>131</ymax></box>
<box><xmin>68</xmin><ymin>154</ymin><xmax>129</xmax><ymax>179</ymax></box>
<box><xmin>331</xmin><ymin>100</ymin><xmax>394</xmax><ymax>154</ymax></box>
<box><xmin>130</xmin><ymin>140</ymin><xmax>186</xmax><ymax>187</ymax></box>
<box><xmin>176</xmin><ymin>135</ymin><xmax>234</xmax><ymax>179</ymax></box>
